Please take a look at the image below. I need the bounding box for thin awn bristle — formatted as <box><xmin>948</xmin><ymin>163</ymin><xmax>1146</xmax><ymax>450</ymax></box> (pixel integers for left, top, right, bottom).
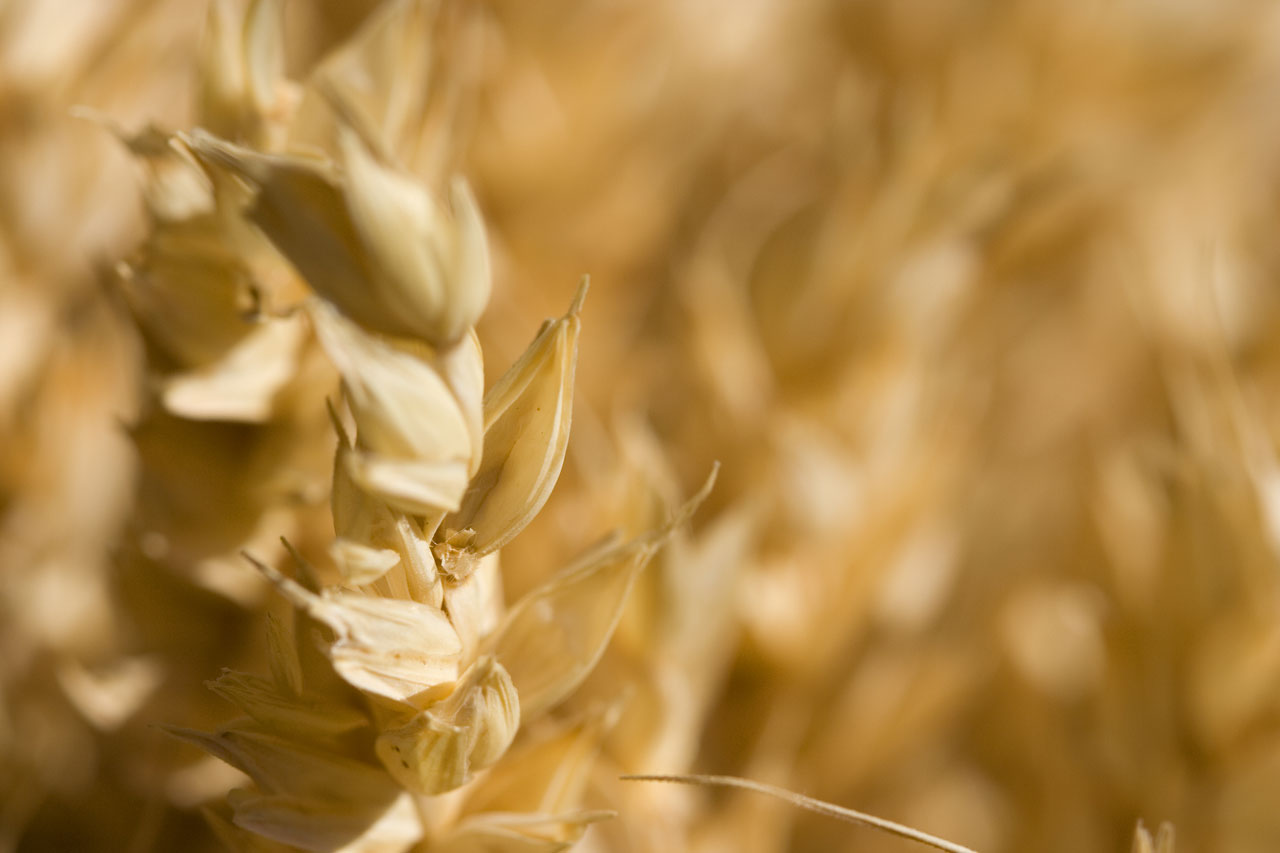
<box><xmin>621</xmin><ymin>774</ymin><xmax>980</xmax><ymax>853</ymax></box>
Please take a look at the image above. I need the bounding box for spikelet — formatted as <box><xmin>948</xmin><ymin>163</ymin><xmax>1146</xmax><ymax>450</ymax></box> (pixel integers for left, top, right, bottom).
<box><xmin>310</xmin><ymin>302</ymin><xmax>475</xmax><ymax>514</ymax></box>
<box><xmin>252</xmin><ymin>557</ymin><xmax>463</xmax><ymax>705</ymax></box>
<box><xmin>443</xmin><ymin>281</ymin><xmax>586</xmax><ymax>556</ymax></box>
<box><xmin>375</xmin><ymin>656</ymin><xmax>520</xmax><ymax>793</ymax></box>
<box><xmin>183</xmin><ymin>123</ymin><xmax>489</xmax><ymax>348</ymax></box>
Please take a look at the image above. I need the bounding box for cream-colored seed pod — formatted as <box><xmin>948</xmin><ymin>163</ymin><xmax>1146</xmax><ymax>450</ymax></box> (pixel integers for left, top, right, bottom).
<box><xmin>312</xmin><ymin>303</ymin><xmax>475</xmax><ymax>514</ymax></box>
<box><xmin>376</xmin><ymin>656</ymin><xmax>519</xmax><ymax>794</ymax></box>
<box><xmin>337</xmin><ymin>127</ymin><xmax>491</xmax><ymax>348</ymax></box>
<box><xmin>329</xmin><ymin>413</ymin><xmax>446</xmax><ymax>603</ymax></box>
<box><xmin>183</xmin><ymin>126</ymin><xmax>489</xmax><ymax>348</ymax></box>
<box><xmin>253</xmin><ymin>560</ymin><xmax>461</xmax><ymax>706</ymax></box>
<box><xmin>444</xmin><ymin>282</ymin><xmax>585</xmax><ymax>555</ymax></box>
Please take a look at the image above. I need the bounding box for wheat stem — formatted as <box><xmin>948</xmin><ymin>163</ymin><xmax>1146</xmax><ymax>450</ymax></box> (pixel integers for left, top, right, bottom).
<box><xmin>621</xmin><ymin>773</ymin><xmax>980</xmax><ymax>853</ymax></box>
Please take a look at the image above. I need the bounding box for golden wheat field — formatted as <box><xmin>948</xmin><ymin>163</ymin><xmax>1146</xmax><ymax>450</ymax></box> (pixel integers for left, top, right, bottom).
<box><xmin>5</xmin><ymin>1</ymin><xmax>1280</xmax><ymax>851</ymax></box>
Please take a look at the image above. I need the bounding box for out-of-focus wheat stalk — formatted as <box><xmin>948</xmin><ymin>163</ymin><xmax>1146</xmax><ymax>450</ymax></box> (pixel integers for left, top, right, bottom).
<box><xmin>6</xmin><ymin>0</ymin><xmax>1280</xmax><ymax>852</ymax></box>
<box><xmin>0</xmin><ymin>2</ymin><xmax>203</xmax><ymax>849</ymax></box>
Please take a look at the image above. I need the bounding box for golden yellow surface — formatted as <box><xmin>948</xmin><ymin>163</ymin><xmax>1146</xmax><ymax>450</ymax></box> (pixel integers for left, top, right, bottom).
<box><xmin>5</xmin><ymin>1</ymin><xmax>1280</xmax><ymax>851</ymax></box>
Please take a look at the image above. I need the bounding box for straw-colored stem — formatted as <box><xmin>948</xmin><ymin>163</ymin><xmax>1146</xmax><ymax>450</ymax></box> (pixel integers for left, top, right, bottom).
<box><xmin>621</xmin><ymin>774</ymin><xmax>980</xmax><ymax>853</ymax></box>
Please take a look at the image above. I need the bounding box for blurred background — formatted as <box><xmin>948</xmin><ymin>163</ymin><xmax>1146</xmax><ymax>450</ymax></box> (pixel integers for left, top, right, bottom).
<box><xmin>6</xmin><ymin>0</ymin><xmax>1280</xmax><ymax>851</ymax></box>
